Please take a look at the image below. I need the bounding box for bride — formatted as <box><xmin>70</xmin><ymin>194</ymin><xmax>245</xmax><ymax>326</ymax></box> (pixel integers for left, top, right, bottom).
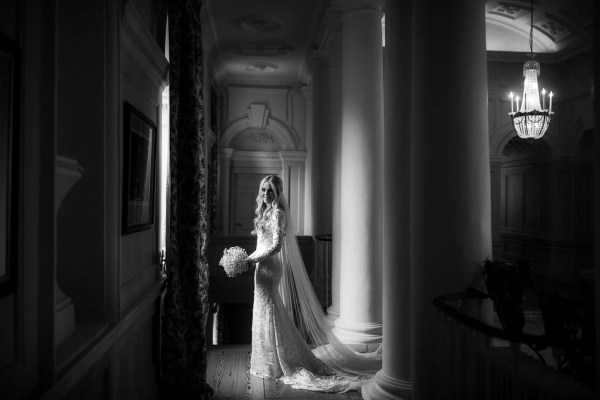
<box><xmin>244</xmin><ymin>175</ymin><xmax>381</xmax><ymax>393</ymax></box>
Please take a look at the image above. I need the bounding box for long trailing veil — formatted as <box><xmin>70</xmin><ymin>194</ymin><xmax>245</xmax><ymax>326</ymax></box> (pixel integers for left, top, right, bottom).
<box><xmin>274</xmin><ymin>194</ymin><xmax>382</xmax><ymax>384</ymax></box>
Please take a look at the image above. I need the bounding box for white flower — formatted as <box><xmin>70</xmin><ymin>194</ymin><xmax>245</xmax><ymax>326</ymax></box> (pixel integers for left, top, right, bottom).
<box><xmin>219</xmin><ymin>246</ymin><xmax>249</xmax><ymax>278</ymax></box>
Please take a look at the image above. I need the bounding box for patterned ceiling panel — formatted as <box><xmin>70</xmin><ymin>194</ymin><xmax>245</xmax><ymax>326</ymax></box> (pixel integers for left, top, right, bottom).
<box><xmin>536</xmin><ymin>18</ymin><xmax>570</xmax><ymax>42</ymax></box>
<box><xmin>489</xmin><ymin>4</ymin><xmax>524</xmax><ymax>20</ymax></box>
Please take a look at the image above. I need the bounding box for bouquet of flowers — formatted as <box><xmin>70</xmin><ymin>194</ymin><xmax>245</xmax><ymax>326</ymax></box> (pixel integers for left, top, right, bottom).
<box><xmin>219</xmin><ymin>246</ymin><xmax>249</xmax><ymax>277</ymax></box>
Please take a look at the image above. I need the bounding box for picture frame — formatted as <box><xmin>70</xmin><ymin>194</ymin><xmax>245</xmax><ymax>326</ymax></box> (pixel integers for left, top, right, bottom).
<box><xmin>122</xmin><ymin>102</ymin><xmax>157</xmax><ymax>234</ymax></box>
<box><xmin>0</xmin><ymin>34</ymin><xmax>19</xmax><ymax>296</ymax></box>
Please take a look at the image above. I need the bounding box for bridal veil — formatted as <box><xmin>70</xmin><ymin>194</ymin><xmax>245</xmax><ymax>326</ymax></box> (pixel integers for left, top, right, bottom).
<box><xmin>275</xmin><ymin>194</ymin><xmax>382</xmax><ymax>382</ymax></box>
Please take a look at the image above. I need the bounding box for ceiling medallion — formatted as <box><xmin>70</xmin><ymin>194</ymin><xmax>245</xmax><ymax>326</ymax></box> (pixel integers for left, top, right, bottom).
<box><xmin>237</xmin><ymin>15</ymin><xmax>282</xmax><ymax>32</ymax></box>
<box><xmin>244</xmin><ymin>62</ymin><xmax>279</xmax><ymax>73</ymax></box>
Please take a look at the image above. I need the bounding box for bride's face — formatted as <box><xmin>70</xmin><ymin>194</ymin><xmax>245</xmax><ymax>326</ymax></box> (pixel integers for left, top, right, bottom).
<box><xmin>261</xmin><ymin>182</ymin><xmax>275</xmax><ymax>204</ymax></box>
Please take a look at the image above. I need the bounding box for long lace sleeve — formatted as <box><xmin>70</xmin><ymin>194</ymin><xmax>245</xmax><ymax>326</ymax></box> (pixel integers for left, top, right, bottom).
<box><xmin>247</xmin><ymin>209</ymin><xmax>286</xmax><ymax>264</ymax></box>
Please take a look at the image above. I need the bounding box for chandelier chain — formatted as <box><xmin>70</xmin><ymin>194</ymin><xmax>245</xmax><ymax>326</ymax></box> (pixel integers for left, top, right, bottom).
<box><xmin>529</xmin><ymin>0</ymin><xmax>534</xmax><ymax>58</ymax></box>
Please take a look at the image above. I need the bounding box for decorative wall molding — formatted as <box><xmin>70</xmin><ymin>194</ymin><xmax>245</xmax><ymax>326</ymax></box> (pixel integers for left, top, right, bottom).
<box><xmin>247</xmin><ymin>104</ymin><xmax>270</xmax><ymax>129</ymax></box>
<box><xmin>235</xmin><ymin>15</ymin><xmax>283</xmax><ymax>32</ymax></box>
<box><xmin>279</xmin><ymin>150</ymin><xmax>308</xmax><ymax>162</ymax></box>
<box><xmin>120</xmin><ymin>2</ymin><xmax>169</xmax><ymax>89</ymax></box>
<box><xmin>245</xmin><ymin>131</ymin><xmax>275</xmax><ymax>144</ymax></box>
<box><xmin>221</xmin><ymin>116</ymin><xmax>297</xmax><ymax>150</ymax></box>
<box><xmin>232</xmin><ymin>150</ymin><xmax>281</xmax><ymax>162</ymax></box>
<box><xmin>120</xmin><ymin>264</ymin><xmax>158</xmax><ymax>313</ymax></box>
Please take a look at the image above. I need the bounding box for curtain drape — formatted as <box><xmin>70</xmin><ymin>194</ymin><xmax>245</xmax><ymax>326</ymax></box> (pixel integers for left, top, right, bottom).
<box><xmin>160</xmin><ymin>0</ymin><xmax>212</xmax><ymax>398</ymax></box>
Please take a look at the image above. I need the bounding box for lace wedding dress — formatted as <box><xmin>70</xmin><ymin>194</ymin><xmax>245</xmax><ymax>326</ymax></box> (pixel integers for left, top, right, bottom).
<box><xmin>246</xmin><ymin>204</ymin><xmax>381</xmax><ymax>393</ymax></box>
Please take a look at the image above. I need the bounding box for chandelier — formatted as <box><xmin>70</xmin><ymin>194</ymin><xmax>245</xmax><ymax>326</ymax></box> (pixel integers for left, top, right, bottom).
<box><xmin>508</xmin><ymin>0</ymin><xmax>554</xmax><ymax>140</ymax></box>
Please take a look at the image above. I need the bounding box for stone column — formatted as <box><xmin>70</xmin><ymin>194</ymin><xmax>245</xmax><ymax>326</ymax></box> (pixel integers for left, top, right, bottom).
<box><xmin>363</xmin><ymin>0</ymin><xmax>412</xmax><ymax>397</ymax></box>
<box><xmin>333</xmin><ymin>0</ymin><xmax>384</xmax><ymax>348</ymax></box>
<box><xmin>490</xmin><ymin>158</ymin><xmax>504</xmax><ymax>259</ymax></box>
<box><xmin>411</xmin><ymin>0</ymin><xmax>491</xmax><ymax>399</ymax></box>
<box><xmin>594</xmin><ymin>5</ymin><xmax>600</xmax><ymax>388</ymax></box>
<box><xmin>301</xmin><ymin>84</ymin><xmax>314</xmax><ymax>234</ymax></box>
<box><xmin>328</xmin><ymin>13</ymin><xmax>343</xmax><ymax>325</ymax></box>
<box><xmin>218</xmin><ymin>147</ymin><xmax>234</xmax><ymax>234</ymax></box>
<box><xmin>309</xmin><ymin>50</ymin><xmax>334</xmax><ymax>236</ymax></box>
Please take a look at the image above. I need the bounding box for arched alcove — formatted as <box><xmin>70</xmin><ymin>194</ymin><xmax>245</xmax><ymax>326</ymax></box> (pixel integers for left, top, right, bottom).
<box><xmin>217</xmin><ymin>116</ymin><xmax>306</xmax><ymax>235</ymax></box>
<box><xmin>221</xmin><ymin>116</ymin><xmax>298</xmax><ymax>150</ymax></box>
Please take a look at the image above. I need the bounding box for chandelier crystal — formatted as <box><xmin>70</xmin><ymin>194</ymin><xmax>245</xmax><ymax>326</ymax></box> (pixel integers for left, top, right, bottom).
<box><xmin>508</xmin><ymin>0</ymin><xmax>554</xmax><ymax>140</ymax></box>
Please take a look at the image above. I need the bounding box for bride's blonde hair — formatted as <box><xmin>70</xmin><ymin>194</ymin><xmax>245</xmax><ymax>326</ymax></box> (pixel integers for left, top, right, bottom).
<box><xmin>253</xmin><ymin>175</ymin><xmax>286</xmax><ymax>233</ymax></box>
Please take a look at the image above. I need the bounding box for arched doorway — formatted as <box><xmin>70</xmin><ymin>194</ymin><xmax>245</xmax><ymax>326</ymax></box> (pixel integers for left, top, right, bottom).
<box><xmin>218</xmin><ymin>115</ymin><xmax>307</xmax><ymax>235</ymax></box>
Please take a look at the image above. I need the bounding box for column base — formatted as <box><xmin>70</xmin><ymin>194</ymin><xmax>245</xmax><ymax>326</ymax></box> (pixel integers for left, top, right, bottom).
<box><xmin>325</xmin><ymin>305</ymin><xmax>340</xmax><ymax>328</ymax></box>
<box><xmin>333</xmin><ymin>318</ymin><xmax>382</xmax><ymax>352</ymax></box>
<box><xmin>362</xmin><ymin>370</ymin><xmax>413</xmax><ymax>400</ymax></box>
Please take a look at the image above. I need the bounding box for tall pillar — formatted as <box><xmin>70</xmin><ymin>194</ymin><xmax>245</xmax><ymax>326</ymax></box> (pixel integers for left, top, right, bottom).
<box><xmin>363</xmin><ymin>0</ymin><xmax>412</xmax><ymax>398</ymax></box>
<box><xmin>593</xmin><ymin>1</ymin><xmax>600</xmax><ymax>388</ymax></box>
<box><xmin>301</xmin><ymin>84</ymin><xmax>314</xmax><ymax>234</ymax></box>
<box><xmin>328</xmin><ymin>13</ymin><xmax>343</xmax><ymax>325</ymax></box>
<box><xmin>411</xmin><ymin>1</ymin><xmax>491</xmax><ymax>399</ymax></box>
<box><xmin>309</xmin><ymin>50</ymin><xmax>334</xmax><ymax>236</ymax></box>
<box><xmin>334</xmin><ymin>0</ymin><xmax>384</xmax><ymax>347</ymax></box>
<box><xmin>490</xmin><ymin>158</ymin><xmax>504</xmax><ymax>259</ymax></box>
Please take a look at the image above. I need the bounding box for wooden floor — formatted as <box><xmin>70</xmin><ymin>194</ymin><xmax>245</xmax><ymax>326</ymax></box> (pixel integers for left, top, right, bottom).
<box><xmin>206</xmin><ymin>345</ymin><xmax>363</xmax><ymax>400</ymax></box>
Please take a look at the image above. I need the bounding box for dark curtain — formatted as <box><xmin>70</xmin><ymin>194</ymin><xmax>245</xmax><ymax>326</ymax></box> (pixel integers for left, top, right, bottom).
<box><xmin>160</xmin><ymin>0</ymin><xmax>212</xmax><ymax>398</ymax></box>
<box><xmin>208</xmin><ymin>89</ymin><xmax>219</xmax><ymax>234</ymax></box>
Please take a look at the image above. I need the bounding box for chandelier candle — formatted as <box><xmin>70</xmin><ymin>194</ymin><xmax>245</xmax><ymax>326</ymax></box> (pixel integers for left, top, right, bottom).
<box><xmin>541</xmin><ymin>88</ymin><xmax>546</xmax><ymax>109</ymax></box>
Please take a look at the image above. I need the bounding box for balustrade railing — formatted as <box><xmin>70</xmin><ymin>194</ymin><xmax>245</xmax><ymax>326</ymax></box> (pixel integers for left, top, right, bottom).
<box><xmin>434</xmin><ymin>289</ymin><xmax>596</xmax><ymax>399</ymax></box>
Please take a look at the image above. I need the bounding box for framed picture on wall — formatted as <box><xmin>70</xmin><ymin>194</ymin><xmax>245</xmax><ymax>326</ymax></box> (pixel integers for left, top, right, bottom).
<box><xmin>122</xmin><ymin>102</ymin><xmax>157</xmax><ymax>234</ymax></box>
<box><xmin>0</xmin><ymin>34</ymin><xmax>19</xmax><ymax>296</ymax></box>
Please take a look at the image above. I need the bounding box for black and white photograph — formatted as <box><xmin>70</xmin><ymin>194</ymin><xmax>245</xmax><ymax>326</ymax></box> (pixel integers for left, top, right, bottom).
<box><xmin>0</xmin><ymin>1</ymin><xmax>597</xmax><ymax>400</ymax></box>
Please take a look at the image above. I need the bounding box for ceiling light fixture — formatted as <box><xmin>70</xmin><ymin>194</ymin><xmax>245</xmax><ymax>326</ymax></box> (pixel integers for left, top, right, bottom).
<box><xmin>508</xmin><ymin>0</ymin><xmax>554</xmax><ymax>140</ymax></box>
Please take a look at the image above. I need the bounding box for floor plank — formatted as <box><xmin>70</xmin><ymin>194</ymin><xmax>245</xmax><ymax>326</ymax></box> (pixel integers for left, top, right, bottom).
<box><xmin>207</xmin><ymin>345</ymin><xmax>364</xmax><ymax>400</ymax></box>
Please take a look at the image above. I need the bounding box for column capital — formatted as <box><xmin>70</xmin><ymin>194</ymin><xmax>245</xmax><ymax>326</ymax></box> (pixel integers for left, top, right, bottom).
<box><xmin>333</xmin><ymin>0</ymin><xmax>384</xmax><ymax>15</ymax></box>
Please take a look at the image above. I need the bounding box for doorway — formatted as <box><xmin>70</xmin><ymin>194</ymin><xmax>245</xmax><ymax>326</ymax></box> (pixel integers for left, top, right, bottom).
<box><xmin>231</xmin><ymin>173</ymin><xmax>266</xmax><ymax>235</ymax></box>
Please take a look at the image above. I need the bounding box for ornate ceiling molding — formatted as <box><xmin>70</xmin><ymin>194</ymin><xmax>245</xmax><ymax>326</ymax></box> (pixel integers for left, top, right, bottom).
<box><xmin>244</xmin><ymin>62</ymin><xmax>279</xmax><ymax>72</ymax></box>
<box><xmin>235</xmin><ymin>15</ymin><xmax>283</xmax><ymax>32</ymax></box>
